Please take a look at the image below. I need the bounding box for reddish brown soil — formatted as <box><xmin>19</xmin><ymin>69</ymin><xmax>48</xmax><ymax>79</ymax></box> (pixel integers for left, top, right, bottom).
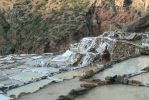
<box><xmin>93</xmin><ymin>6</ymin><xmax>141</xmax><ymax>34</ymax></box>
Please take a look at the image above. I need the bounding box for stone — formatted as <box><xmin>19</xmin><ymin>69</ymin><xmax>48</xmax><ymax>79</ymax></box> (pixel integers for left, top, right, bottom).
<box><xmin>68</xmin><ymin>88</ymin><xmax>88</xmax><ymax>98</ymax></box>
<box><xmin>80</xmin><ymin>70</ymin><xmax>94</xmax><ymax>80</ymax></box>
<box><xmin>57</xmin><ymin>95</ymin><xmax>72</xmax><ymax>100</ymax></box>
<box><xmin>80</xmin><ymin>83</ymin><xmax>98</xmax><ymax>88</ymax></box>
<box><xmin>142</xmin><ymin>66</ymin><xmax>149</xmax><ymax>71</ymax></box>
<box><xmin>128</xmin><ymin>80</ymin><xmax>141</xmax><ymax>86</ymax></box>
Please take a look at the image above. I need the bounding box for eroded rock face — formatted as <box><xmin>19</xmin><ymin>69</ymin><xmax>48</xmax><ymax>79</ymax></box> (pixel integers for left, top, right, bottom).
<box><xmin>111</xmin><ymin>41</ymin><xmax>141</xmax><ymax>60</ymax></box>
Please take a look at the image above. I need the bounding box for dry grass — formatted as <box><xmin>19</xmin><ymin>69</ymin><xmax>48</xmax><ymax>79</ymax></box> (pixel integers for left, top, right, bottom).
<box><xmin>0</xmin><ymin>0</ymin><xmax>16</xmax><ymax>10</ymax></box>
<box><xmin>115</xmin><ymin>0</ymin><xmax>124</xmax><ymax>7</ymax></box>
<box><xmin>131</xmin><ymin>0</ymin><xmax>144</xmax><ymax>11</ymax></box>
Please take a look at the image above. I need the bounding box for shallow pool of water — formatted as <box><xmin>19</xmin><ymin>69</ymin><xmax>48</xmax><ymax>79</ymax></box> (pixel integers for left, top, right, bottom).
<box><xmin>0</xmin><ymin>94</ymin><xmax>10</xmax><ymax>100</ymax></box>
<box><xmin>75</xmin><ymin>85</ymin><xmax>149</xmax><ymax>100</ymax></box>
<box><xmin>93</xmin><ymin>56</ymin><xmax>149</xmax><ymax>80</ymax></box>
<box><xmin>7</xmin><ymin>79</ymin><xmax>53</xmax><ymax>98</ymax></box>
<box><xmin>10</xmin><ymin>72</ymin><xmax>44</xmax><ymax>83</ymax></box>
<box><xmin>53</xmin><ymin>70</ymin><xmax>83</xmax><ymax>80</ymax></box>
<box><xmin>130</xmin><ymin>73</ymin><xmax>149</xmax><ymax>84</ymax></box>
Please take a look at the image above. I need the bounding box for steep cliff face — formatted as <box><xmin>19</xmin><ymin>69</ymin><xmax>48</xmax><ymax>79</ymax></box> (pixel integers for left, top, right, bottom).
<box><xmin>0</xmin><ymin>0</ymin><xmax>149</xmax><ymax>55</ymax></box>
<box><xmin>92</xmin><ymin>0</ymin><xmax>149</xmax><ymax>34</ymax></box>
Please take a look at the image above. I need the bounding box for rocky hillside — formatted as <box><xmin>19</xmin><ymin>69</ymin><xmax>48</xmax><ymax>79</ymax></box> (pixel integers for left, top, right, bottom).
<box><xmin>0</xmin><ymin>0</ymin><xmax>149</xmax><ymax>55</ymax></box>
<box><xmin>0</xmin><ymin>0</ymin><xmax>93</xmax><ymax>55</ymax></box>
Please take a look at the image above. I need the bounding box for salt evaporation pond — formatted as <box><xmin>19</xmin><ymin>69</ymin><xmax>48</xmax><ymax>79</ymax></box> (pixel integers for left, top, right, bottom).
<box><xmin>130</xmin><ymin>73</ymin><xmax>149</xmax><ymax>84</ymax></box>
<box><xmin>10</xmin><ymin>72</ymin><xmax>44</xmax><ymax>83</ymax></box>
<box><xmin>0</xmin><ymin>94</ymin><xmax>10</xmax><ymax>100</ymax></box>
<box><xmin>93</xmin><ymin>56</ymin><xmax>149</xmax><ymax>80</ymax></box>
<box><xmin>7</xmin><ymin>79</ymin><xmax>54</xmax><ymax>98</ymax></box>
<box><xmin>53</xmin><ymin>70</ymin><xmax>83</xmax><ymax>80</ymax></box>
<box><xmin>75</xmin><ymin>85</ymin><xmax>149</xmax><ymax>100</ymax></box>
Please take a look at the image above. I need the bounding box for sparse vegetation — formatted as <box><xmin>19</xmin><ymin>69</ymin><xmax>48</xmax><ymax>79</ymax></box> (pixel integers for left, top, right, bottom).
<box><xmin>0</xmin><ymin>0</ymin><xmax>90</xmax><ymax>54</ymax></box>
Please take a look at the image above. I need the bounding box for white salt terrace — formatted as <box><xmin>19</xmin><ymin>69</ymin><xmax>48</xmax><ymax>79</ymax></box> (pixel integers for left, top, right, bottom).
<box><xmin>6</xmin><ymin>56</ymin><xmax>149</xmax><ymax>100</ymax></box>
<box><xmin>93</xmin><ymin>56</ymin><xmax>149</xmax><ymax>80</ymax></box>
